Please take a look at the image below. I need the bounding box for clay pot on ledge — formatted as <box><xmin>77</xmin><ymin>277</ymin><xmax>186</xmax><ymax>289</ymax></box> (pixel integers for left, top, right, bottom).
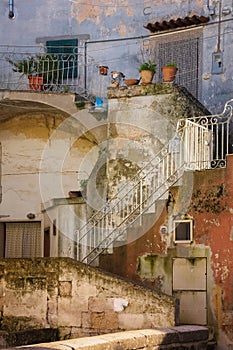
<box><xmin>124</xmin><ymin>78</ymin><xmax>140</xmax><ymax>86</ymax></box>
<box><xmin>162</xmin><ymin>64</ymin><xmax>178</xmax><ymax>82</ymax></box>
<box><xmin>28</xmin><ymin>75</ymin><xmax>44</xmax><ymax>91</ymax></box>
<box><xmin>99</xmin><ymin>65</ymin><xmax>109</xmax><ymax>75</ymax></box>
<box><xmin>138</xmin><ymin>61</ymin><xmax>156</xmax><ymax>85</ymax></box>
<box><xmin>140</xmin><ymin>70</ymin><xmax>155</xmax><ymax>84</ymax></box>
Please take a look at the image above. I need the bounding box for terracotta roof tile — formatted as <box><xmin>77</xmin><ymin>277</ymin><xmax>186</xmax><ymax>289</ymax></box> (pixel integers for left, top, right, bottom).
<box><xmin>145</xmin><ymin>15</ymin><xmax>209</xmax><ymax>33</ymax></box>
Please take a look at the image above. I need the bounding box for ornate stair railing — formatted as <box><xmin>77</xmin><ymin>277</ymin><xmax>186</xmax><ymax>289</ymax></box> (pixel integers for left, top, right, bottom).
<box><xmin>77</xmin><ymin>134</ymin><xmax>186</xmax><ymax>265</ymax></box>
<box><xmin>77</xmin><ymin>99</ymin><xmax>233</xmax><ymax>266</ymax></box>
<box><xmin>177</xmin><ymin>98</ymin><xmax>233</xmax><ymax>169</ymax></box>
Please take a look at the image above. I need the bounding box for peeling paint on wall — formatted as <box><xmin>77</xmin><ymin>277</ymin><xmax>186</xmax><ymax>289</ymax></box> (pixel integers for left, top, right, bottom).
<box><xmin>70</xmin><ymin>0</ymin><xmax>135</xmax><ymax>30</ymax></box>
<box><xmin>190</xmin><ymin>184</ymin><xmax>226</xmax><ymax>214</ymax></box>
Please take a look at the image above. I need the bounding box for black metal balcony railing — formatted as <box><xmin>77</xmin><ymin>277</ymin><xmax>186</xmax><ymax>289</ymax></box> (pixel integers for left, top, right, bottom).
<box><xmin>0</xmin><ymin>45</ymin><xmax>96</xmax><ymax>100</ymax></box>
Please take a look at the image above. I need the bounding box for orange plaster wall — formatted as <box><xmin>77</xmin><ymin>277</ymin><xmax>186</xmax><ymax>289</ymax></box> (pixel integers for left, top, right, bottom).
<box><xmin>99</xmin><ymin>154</ymin><xmax>233</xmax><ymax>343</ymax></box>
<box><xmin>190</xmin><ymin>156</ymin><xmax>233</xmax><ymax>308</ymax></box>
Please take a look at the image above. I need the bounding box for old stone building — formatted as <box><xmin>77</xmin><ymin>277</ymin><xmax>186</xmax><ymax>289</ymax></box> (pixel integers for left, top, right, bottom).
<box><xmin>0</xmin><ymin>0</ymin><xmax>233</xmax><ymax>349</ymax></box>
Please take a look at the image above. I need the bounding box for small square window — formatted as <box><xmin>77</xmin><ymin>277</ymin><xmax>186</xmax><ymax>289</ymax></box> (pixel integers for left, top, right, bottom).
<box><xmin>173</xmin><ymin>220</ymin><xmax>193</xmax><ymax>243</ymax></box>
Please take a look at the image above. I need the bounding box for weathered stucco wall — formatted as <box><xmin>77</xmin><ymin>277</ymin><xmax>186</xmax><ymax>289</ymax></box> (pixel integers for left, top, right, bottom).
<box><xmin>93</xmin><ymin>83</ymin><xmax>209</xmax><ymax>209</ymax></box>
<box><xmin>0</xmin><ymin>106</ymin><xmax>97</xmax><ymax>221</ymax></box>
<box><xmin>42</xmin><ymin>197</ymin><xmax>88</xmax><ymax>259</ymax></box>
<box><xmin>99</xmin><ymin>155</ymin><xmax>233</xmax><ymax>349</ymax></box>
<box><xmin>0</xmin><ymin>258</ymin><xmax>177</xmax><ymax>343</ymax></box>
<box><xmin>0</xmin><ymin>0</ymin><xmax>207</xmax><ymax>43</ymax></box>
<box><xmin>188</xmin><ymin>155</ymin><xmax>233</xmax><ymax>348</ymax></box>
<box><xmin>1</xmin><ymin>0</ymin><xmax>232</xmax><ymax>112</ymax></box>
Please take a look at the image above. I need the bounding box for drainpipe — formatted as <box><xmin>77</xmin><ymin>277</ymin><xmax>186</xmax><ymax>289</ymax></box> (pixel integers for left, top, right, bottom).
<box><xmin>217</xmin><ymin>0</ymin><xmax>222</xmax><ymax>52</ymax></box>
<box><xmin>84</xmin><ymin>41</ymin><xmax>87</xmax><ymax>94</ymax></box>
<box><xmin>9</xmin><ymin>0</ymin><xmax>15</xmax><ymax>19</ymax></box>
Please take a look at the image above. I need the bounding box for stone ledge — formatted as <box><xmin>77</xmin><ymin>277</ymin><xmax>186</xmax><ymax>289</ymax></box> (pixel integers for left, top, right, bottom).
<box><xmin>18</xmin><ymin>326</ymin><xmax>209</xmax><ymax>349</ymax></box>
<box><xmin>107</xmin><ymin>83</ymin><xmax>210</xmax><ymax>116</ymax></box>
<box><xmin>107</xmin><ymin>83</ymin><xmax>176</xmax><ymax>99</ymax></box>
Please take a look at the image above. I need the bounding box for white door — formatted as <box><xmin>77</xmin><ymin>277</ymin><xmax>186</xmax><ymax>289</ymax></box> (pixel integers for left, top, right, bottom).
<box><xmin>173</xmin><ymin>257</ymin><xmax>207</xmax><ymax>325</ymax></box>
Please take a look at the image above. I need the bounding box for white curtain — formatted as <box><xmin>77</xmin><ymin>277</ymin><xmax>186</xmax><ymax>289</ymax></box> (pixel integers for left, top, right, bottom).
<box><xmin>5</xmin><ymin>222</ymin><xmax>41</xmax><ymax>258</ymax></box>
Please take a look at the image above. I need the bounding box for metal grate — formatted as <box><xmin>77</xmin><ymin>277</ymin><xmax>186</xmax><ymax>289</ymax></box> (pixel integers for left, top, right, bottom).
<box><xmin>150</xmin><ymin>30</ymin><xmax>202</xmax><ymax>98</ymax></box>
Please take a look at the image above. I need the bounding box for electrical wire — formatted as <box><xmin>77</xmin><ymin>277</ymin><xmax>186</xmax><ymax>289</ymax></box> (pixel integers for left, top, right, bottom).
<box><xmin>2</xmin><ymin>170</ymin><xmax>79</xmax><ymax>176</ymax></box>
<box><xmin>68</xmin><ymin>0</ymin><xmax>148</xmax><ymax>8</ymax></box>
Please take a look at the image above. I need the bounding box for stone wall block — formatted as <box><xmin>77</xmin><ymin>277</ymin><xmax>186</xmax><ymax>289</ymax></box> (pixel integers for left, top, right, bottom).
<box><xmin>57</xmin><ymin>299</ymin><xmax>81</xmax><ymax>327</ymax></box>
<box><xmin>81</xmin><ymin>312</ymin><xmax>91</xmax><ymax>328</ymax></box>
<box><xmin>88</xmin><ymin>297</ymin><xmax>114</xmax><ymax>312</ymax></box>
<box><xmin>143</xmin><ymin>313</ymin><xmax>173</xmax><ymax>329</ymax></box>
<box><xmin>91</xmin><ymin>311</ymin><xmax>119</xmax><ymax>330</ymax></box>
<box><xmin>118</xmin><ymin>313</ymin><xmax>145</xmax><ymax>330</ymax></box>
<box><xmin>47</xmin><ymin>299</ymin><xmax>58</xmax><ymax>327</ymax></box>
<box><xmin>4</xmin><ymin>290</ymin><xmax>47</xmax><ymax>321</ymax></box>
<box><xmin>58</xmin><ymin>281</ymin><xmax>72</xmax><ymax>297</ymax></box>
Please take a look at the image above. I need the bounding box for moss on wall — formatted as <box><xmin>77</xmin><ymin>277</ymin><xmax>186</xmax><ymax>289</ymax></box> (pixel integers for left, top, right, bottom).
<box><xmin>0</xmin><ymin>257</ymin><xmax>177</xmax><ymax>342</ymax></box>
<box><xmin>136</xmin><ymin>253</ymin><xmax>174</xmax><ymax>294</ymax></box>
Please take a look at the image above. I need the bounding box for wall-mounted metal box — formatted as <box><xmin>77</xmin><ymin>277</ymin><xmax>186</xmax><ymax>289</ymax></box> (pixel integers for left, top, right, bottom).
<box><xmin>212</xmin><ymin>52</ymin><xmax>223</xmax><ymax>74</ymax></box>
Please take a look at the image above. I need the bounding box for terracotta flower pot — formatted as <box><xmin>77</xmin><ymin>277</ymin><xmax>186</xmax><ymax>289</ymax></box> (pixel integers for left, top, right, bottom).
<box><xmin>124</xmin><ymin>78</ymin><xmax>140</xmax><ymax>86</ymax></box>
<box><xmin>140</xmin><ymin>70</ymin><xmax>154</xmax><ymax>84</ymax></box>
<box><xmin>99</xmin><ymin>66</ymin><xmax>109</xmax><ymax>75</ymax></box>
<box><xmin>28</xmin><ymin>75</ymin><xmax>44</xmax><ymax>91</ymax></box>
<box><xmin>162</xmin><ymin>66</ymin><xmax>178</xmax><ymax>82</ymax></box>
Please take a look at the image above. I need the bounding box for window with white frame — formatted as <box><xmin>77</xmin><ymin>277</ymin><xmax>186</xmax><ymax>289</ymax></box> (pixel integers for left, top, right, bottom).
<box><xmin>173</xmin><ymin>220</ymin><xmax>193</xmax><ymax>243</ymax></box>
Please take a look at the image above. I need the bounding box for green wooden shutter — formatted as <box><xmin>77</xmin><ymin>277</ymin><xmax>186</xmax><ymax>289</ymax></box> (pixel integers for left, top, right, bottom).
<box><xmin>46</xmin><ymin>39</ymin><xmax>78</xmax><ymax>78</ymax></box>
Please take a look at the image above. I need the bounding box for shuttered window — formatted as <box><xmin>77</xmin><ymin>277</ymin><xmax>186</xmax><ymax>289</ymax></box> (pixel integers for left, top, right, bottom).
<box><xmin>150</xmin><ymin>30</ymin><xmax>202</xmax><ymax>98</ymax></box>
<box><xmin>46</xmin><ymin>39</ymin><xmax>78</xmax><ymax>79</ymax></box>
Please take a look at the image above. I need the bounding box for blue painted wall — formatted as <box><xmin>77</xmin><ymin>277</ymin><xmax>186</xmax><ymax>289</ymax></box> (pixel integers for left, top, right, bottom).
<box><xmin>1</xmin><ymin>0</ymin><xmax>233</xmax><ymax>113</ymax></box>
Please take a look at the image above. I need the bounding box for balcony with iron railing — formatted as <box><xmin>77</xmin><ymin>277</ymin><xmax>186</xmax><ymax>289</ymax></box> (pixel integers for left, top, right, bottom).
<box><xmin>0</xmin><ymin>45</ymin><xmax>102</xmax><ymax>103</ymax></box>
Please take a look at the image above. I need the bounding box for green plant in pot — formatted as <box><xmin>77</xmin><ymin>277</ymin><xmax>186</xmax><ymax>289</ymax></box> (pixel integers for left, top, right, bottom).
<box><xmin>162</xmin><ymin>62</ymin><xmax>178</xmax><ymax>82</ymax></box>
<box><xmin>7</xmin><ymin>54</ymin><xmax>61</xmax><ymax>91</ymax></box>
<box><xmin>138</xmin><ymin>60</ymin><xmax>156</xmax><ymax>84</ymax></box>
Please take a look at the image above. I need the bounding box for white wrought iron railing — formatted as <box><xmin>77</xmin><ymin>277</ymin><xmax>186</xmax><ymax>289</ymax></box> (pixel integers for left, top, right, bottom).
<box><xmin>177</xmin><ymin>99</ymin><xmax>233</xmax><ymax>169</ymax></box>
<box><xmin>77</xmin><ymin>99</ymin><xmax>233</xmax><ymax>266</ymax></box>
<box><xmin>0</xmin><ymin>44</ymin><xmax>97</xmax><ymax>102</ymax></box>
<box><xmin>77</xmin><ymin>135</ymin><xmax>185</xmax><ymax>265</ymax></box>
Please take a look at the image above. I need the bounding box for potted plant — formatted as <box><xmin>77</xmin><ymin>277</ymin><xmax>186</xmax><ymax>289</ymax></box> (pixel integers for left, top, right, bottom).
<box><xmin>7</xmin><ymin>54</ymin><xmax>61</xmax><ymax>91</ymax></box>
<box><xmin>162</xmin><ymin>62</ymin><xmax>178</xmax><ymax>82</ymax></box>
<box><xmin>138</xmin><ymin>60</ymin><xmax>156</xmax><ymax>84</ymax></box>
